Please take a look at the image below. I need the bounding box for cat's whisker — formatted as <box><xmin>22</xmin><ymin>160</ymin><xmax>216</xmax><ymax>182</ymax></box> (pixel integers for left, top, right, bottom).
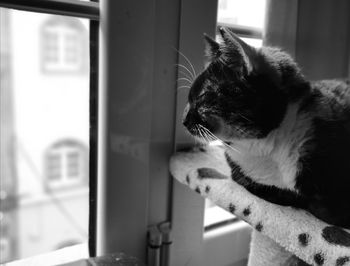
<box><xmin>175</xmin><ymin>64</ymin><xmax>195</xmax><ymax>80</ymax></box>
<box><xmin>197</xmin><ymin>126</ymin><xmax>207</xmax><ymax>143</ymax></box>
<box><xmin>177</xmin><ymin>77</ymin><xmax>193</xmax><ymax>85</ymax></box>
<box><xmin>198</xmin><ymin>126</ymin><xmax>212</xmax><ymax>143</ymax></box>
<box><xmin>199</xmin><ymin>128</ymin><xmax>213</xmax><ymax>144</ymax></box>
<box><xmin>179</xmin><ymin>70</ymin><xmax>194</xmax><ymax>83</ymax></box>
<box><xmin>237</xmin><ymin>113</ymin><xmax>253</xmax><ymax>123</ymax></box>
<box><xmin>198</xmin><ymin>124</ymin><xmax>241</xmax><ymax>154</ymax></box>
<box><xmin>177</xmin><ymin>85</ymin><xmax>191</xmax><ymax>91</ymax></box>
<box><xmin>202</xmin><ymin>130</ymin><xmax>228</xmax><ymax>148</ymax></box>
<box><xmin>197</xmin><ymin>128</ymin><xmax>207</xmax><ymax>143</ymax></box>
<box><xmin>203</xmin><ymin>130</ymin><xmax>217</xmax><ymax>142</ymax></box>
<box><xmin>223</xmin><ymin>142</ymin><xmax>241</xmax><ymax>154</ymax></box>
<box><xmin>173</xmin><ymin>48</ymin><xmax>197</xmax><ymax>79</ymax></box>
<box><xmin>194</xmin><ymin>128</ymin><xmax>201</xmax><ymax>145</ymax></box>
<box><xmin>198</xmin><ymin>125</ymin><xmax>219</xmax><ymax>143</ymax></box>
<box><xmin>197</xmin><ymin>126</ymin><xmax>209</xmax><ymax>145</ymax></box>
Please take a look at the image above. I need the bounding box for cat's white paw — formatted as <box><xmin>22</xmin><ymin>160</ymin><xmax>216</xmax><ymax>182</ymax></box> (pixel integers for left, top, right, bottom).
<box><xmin>185</xmin><ymin>169</ymin><xmax>213</xmax><ymax>196</ymax></box>
<box><xmin>170</xmin><ymin>145</ymin><xmax>230</xmax><ymax>180</ymax></box>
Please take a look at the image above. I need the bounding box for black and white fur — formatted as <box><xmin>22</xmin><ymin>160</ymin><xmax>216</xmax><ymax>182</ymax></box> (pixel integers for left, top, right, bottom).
<box><xmin>182</xmin><ymin>27</ymin><xmax>350</xmax><ymax>229</ymax></box>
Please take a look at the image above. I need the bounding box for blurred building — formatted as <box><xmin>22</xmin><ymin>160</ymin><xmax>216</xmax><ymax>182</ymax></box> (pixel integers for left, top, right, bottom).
<box><xmin>0</xmin><ymin>9</ymin><xmax>89</xmax><ymax>263</ymax></box>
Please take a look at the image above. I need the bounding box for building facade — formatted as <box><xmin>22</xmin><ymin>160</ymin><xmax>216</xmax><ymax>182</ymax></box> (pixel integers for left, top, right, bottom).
<box><xmin>0</xmin><ymin>9</ymin><xmax>89</xmax><ymax>263</ymax></box>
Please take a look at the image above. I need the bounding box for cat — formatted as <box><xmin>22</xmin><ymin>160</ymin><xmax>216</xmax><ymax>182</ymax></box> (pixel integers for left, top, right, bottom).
<box><xmin>182</xmin><ymin>27</ymin><xmax>350</xmax><ymax>229</ymax></box>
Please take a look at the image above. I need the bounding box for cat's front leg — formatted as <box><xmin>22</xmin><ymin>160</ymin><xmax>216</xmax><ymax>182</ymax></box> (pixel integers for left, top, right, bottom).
<box><xmin>224</xmin><ymin>152</ymin><xmax>306</xmax><ymax>208</ymax></box>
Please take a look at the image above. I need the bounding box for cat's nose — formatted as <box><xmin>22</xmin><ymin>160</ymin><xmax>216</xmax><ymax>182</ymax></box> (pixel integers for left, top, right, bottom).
<box><xmin>182</xmin><ymin>112</ymin><xmax>192</xmax><ymax>129</ymax></box>
<box><xmin>183</xmin><ymin>106</ymin><xmax>201</xmax><ymax>130</ymax></box>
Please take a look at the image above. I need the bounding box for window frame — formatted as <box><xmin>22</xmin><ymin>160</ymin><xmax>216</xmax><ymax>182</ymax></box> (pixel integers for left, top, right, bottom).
<box><xmin>0</xmin><ymin>0</ymin><xmax>100</xmax><ymax>261</ymax></box>
<box><xmin>96</xmin><ymin>1</ymin><xmax>249</xmax><ymax>264</ymax></box>
<box><xmin>0</xmin><ymin>0</ymin><xmax>99</xmax><ymax>20</ymax></box>
<box><xmin>1</xmin><ymin>0</ymin><xmax>257</xmax><ymax>265</ymax></box>
<box><xmin>96</xmin><ymin>0</ymin><xmax>181</xmax><ymax>260</ymax></box>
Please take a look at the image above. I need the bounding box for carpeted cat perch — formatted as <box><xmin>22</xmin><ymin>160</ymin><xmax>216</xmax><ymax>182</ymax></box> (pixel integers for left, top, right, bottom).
<box><xmin>169</xmin><ymin>146</ymin><xmax>350</xmax><ymax>266</ymax></box>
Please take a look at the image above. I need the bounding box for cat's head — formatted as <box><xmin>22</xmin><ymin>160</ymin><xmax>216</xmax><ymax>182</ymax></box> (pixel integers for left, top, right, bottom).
<box><xmin>182</xmin><ymin>27</ymin><xmax>309</xmax><ymax>143</ymax></box>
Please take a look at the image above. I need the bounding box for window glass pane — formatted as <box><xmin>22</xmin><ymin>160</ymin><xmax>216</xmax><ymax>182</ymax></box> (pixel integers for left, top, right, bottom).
<box><xmin>0</xmin><ymin>8</ymin><xmax>90</xmax><ymax>263</ymax></box>
<box><xmin>67</xmin><ymin>151</ymin><xmax>80</xmax><ymax>178</ymax></box>
<box><xmin>204</xmin><ymin>0</ymin><xmax>266</xmax><ymax>229</ymax></box>
<box><xmin>47</xmin><ymin>154</ymin><xmax>62</xmax><ymax>181</ymax></box>
<box><xmin>217</xmin><ymin>0</ymin><xmax>266</xmax><ymax>29</ymax></box>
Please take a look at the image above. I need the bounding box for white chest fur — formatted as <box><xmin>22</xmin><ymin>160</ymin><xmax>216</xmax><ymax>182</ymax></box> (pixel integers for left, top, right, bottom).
<box><xmin>226</xmin><ymin>103</ymin><xmax>312</xmax><ymax>191</ymax></box>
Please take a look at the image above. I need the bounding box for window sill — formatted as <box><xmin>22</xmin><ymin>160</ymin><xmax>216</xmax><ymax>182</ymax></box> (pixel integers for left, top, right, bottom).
<box><xmin>202</xmin><ymin>221</ymin><xmax>252</xmax><ymax>266</ymax></box>
<box><xmin>204</xmin><ymin>205</ymin><xmax>236</xmax><ymax>229</ymax></box>
<box><xmin>4</xmin><ymin>244</ymin><xmax>143</xmax><ymax>266</ymax></box>
<box><xmin>5</xmin><ymin>244</ymin><xmax>88</xmax><ymax>266</ymax></box>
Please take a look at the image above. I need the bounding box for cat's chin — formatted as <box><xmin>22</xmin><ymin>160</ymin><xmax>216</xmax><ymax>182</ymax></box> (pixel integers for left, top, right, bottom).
<box><xmin>193</xmin><ymin>135</ymin><xmax>211</xmax><ymax>145</ymax></box>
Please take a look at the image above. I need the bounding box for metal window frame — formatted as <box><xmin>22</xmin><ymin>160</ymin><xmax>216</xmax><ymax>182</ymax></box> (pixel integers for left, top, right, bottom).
<box><xmin>0</xmin><ymin>0</ymin><xmax>99</xmax><ymax>20</ymax></box>
<box><xmin>89</xmin><ymin>15</ymin><xmax>99</xmax><ymax>258</ymax></box>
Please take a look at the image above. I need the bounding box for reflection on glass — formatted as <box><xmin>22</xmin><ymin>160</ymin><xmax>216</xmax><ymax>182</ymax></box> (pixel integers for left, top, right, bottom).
<box><xmin>204</xmin><ymin>0</ymin><xmax>265</xmax><ymax>229</ymax></box>
<box><xmin>0</xmin><ymin>8</ymin><xmax>89</xmax><ymax>263</ymax></box>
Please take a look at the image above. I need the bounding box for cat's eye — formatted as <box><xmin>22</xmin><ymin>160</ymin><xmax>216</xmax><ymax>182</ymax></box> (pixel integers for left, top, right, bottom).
<box><xmin>197</xmin><ymin>90</ymin><xmax>207</xmax><ymax>99</ymax></box>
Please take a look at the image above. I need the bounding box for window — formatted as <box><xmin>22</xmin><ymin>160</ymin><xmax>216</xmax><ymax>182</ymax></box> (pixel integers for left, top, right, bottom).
<box><xmin>41</xmin><ymin>16</ymin><xmax>88</xmax><ymax>73</ymax></box>
<box><xmin>47</xmin><ymin>154</ymin><xmax>62</xmax><ymax>181</ymax></box>
<box><xmin>0</xmin><ymin>1</ymin><xmax>98</xmax><ymax>263</ymax></box>
<box><xmin>45</xmin><ymin>139</ymin><xmax>88</xmax><ymax>188</ymax></box>
<box><xmin>1</xmin><ymin>0</ymin><xmax>270</xmax><ymax>265</ymax></box>
<box><xmin>43</xmin><ymin>31</ymin><xmax>59</xmax><ymax>62</ymax></box>
<box><xmin>217</xmin><ymin>0</ymin><xmax>266</xmax><ymax>29</ymax></box>
<box><xmin>65</xmin><ymin>35</ymin><xmax>79</xmax><ymax>63</ymax></box>
<box><xmin>67</xmin><ymin>152</ymin><xmax>80</xmax><ymax>178</ymax></box>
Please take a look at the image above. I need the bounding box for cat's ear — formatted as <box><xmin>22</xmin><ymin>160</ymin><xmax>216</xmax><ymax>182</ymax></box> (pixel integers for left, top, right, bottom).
<box><xmin>203</xmin><ymin>33</ymin><xmax>220</xmax><ymax>61</ymax></box>
<box><xmin>219</xmin><ymin>27</ymin><xmax>256</xmax><ymax>74</ymax></box>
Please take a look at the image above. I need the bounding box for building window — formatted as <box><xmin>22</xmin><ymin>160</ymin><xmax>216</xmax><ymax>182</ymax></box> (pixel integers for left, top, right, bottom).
<box><xmin>45</xmin><ymin>139</ymin><xmax>88</xmax><ymax>189</ymax></box>
<box><xmin>65</xmin><ymin>34</ymin><xmax>79</xmax><ymax>63</ymax></box>
<box><xmin>67</xmin><ymin>151</ymin><xmax>80</xmax><ymax>178</ymax></box>
<box><xmin>41</xmin><ymin>16</ymin><xmax>88</xmax><ymax>74</ymax></box>
<box><xmin>43</xmin><ymin>32</ymin><xmax>59</xmax><ymax>63</ymax></box>
<box><xmin>47</xmin><ymin>154</ymin><xmax>62</xmax><ymax>181</ymax></box>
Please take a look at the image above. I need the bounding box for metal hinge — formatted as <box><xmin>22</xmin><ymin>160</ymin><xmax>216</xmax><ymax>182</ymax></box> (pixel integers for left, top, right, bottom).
<box><xmin>147</xmin><ymin>222</ymin><xmax>172</xmax><ymax>266</ymax></box>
